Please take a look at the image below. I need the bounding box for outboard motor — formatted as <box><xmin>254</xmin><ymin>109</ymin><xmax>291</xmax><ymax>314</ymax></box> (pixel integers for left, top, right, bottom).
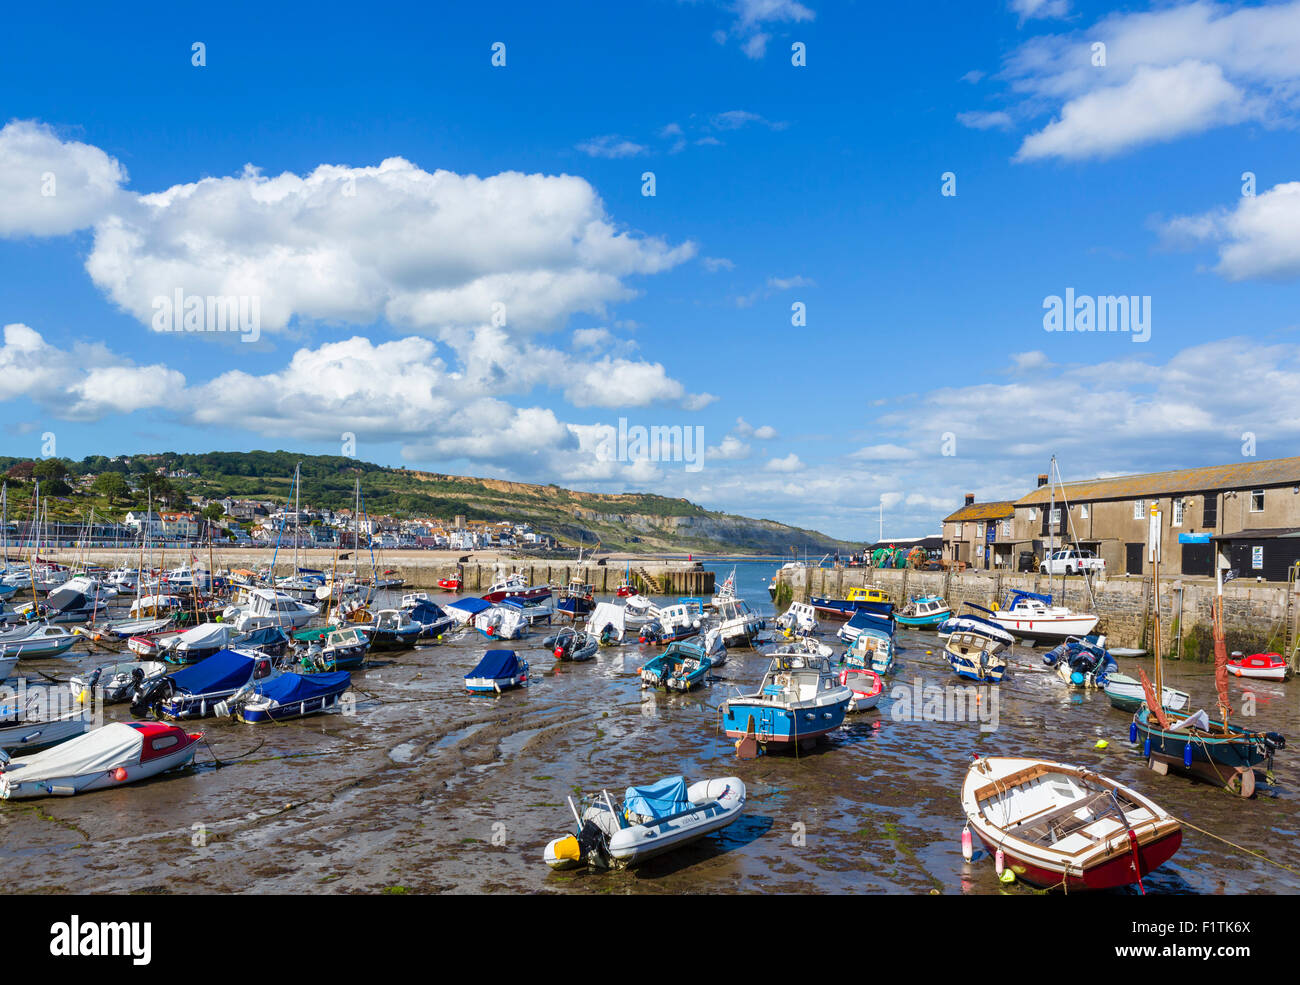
<box><xmin>129</xmin><ymin>675</ymin><xmax>175</xmax><ymax>717</ymax></box>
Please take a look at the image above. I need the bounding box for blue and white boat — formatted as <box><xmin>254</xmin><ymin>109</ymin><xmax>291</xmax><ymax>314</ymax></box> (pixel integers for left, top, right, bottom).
<box><xmin>135</xmin><ymin>647</ymin><xmax>278</xmax><ymax>719</ymax></box>
<box><xmin>719</xmin><ymin>646</ymin><xmax>852</xmax><ymax>751</ymax></box>
<box><xmin>402</xmin><ymin>598</ymin><xmax>456</xmax><ymax>640</ymax></box>
<box><xmin>894</xmin><ymin>595</ymin><xmax>951</xmax><ymax>628</ymax></box>
<box><xmin>943</xmin><ymin>627</ymin><xmax>1010</xmax><ymax>683</ymax></box>
<box><xmin>937</xmin><ymin>608</ymin><xmax>1016</xmax><ymax>646</ymax></box>
<box><xmin>465</xmin><ymin>649</ymin><xmax>529</xmax><ymax>693</ymax></box>
<box><xmin>841</xmin><ymin>612</ymin><xmax>896</xmax><ymax>674</ymax></box>
<box><xmin>639</xmin><ymin>640</ymin><xmax>711</xmax><ymax>691</ymax></box>
<box><xmin>230</xmin><ymin>671</ymin><xmax>351</xmax><ymax>723</ymax></box>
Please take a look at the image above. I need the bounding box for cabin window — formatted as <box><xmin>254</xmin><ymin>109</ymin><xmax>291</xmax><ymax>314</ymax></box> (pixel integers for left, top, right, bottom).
<box><xmin>1250</xmin><ymin>489</ymin><xmax>1265</xmax><ymax>513</ymax></box>
<box><xmin>1171</xmin><ymin>498</ymin><xmax>1184</xmax><ymax>526</ymax></box>
<box><xmin>151</xmin><ymin>735</ymin><xmax>179</xmax><ymax>752</ymax></box>
<box><xmin>1133</xmin><ymin>499</ymin><xmax>1145</xmax><ymax>520</ymax></box>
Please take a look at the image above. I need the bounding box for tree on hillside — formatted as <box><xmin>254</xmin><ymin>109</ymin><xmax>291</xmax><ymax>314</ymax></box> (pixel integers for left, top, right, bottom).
<box><xmin>93</xmin><ymin>471</ymin><xmax>130</xmax><ymax>505</ymax></box>
<box><xmin>32</xmin><ymin>459</ymin><xmax>70</xmax><ymax>482</ymax></box>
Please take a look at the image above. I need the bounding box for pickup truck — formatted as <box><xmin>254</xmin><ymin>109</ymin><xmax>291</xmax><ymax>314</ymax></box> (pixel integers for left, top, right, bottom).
<box><xmin>1040</xmin><ymin>549</ymin><xmax>1106</xmax><ymax>576</ymax></box>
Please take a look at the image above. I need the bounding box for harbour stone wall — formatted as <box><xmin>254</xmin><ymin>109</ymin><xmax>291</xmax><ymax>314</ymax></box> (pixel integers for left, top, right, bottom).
<box><xmin>777</xmin><ymin>565</ymin><xmax>1298</xmax><ymax>664</ymax></box>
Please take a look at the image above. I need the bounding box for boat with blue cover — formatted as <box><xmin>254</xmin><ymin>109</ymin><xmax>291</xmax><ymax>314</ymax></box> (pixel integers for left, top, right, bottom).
<box><xmin>133</xmin><ymin>647</ymin><xmax>278</xmax><ymax>719</ymax></box>
<box><xmin>402</xmin><ymin>598</ymin><xmax>456</xmax><ymax>639</ymax></box>
<box><xmin>842</xmin><ymin>613</ymin><xmax>896</xmax><ymax>674</ymax></box>
<box><xmin>894</xmin><ymin>595</ymin><xmax>951</xmax><ymax>628</ymax></box>
<box><xmin>639</xmin><ymin>640</ymin><xmax>712</xmax><ymax>691</ymax></box>
<box><xmin>719</xmin><ymin>646</ymin><xmax>852</xmax><ymax>751</ymax></box>
<box><xmin>838</xmin><ymin>607</ymin><xmax>895</xmax><ymax>646</ymax></box>
<box><xmin>465</xmin><ymin>649</ymin><xmax>529</xmax><ymax>693</ymax></box>
<box><xmin>543</xmin><ymin>775</ymin><xmax>746</xmax><ymax>870</ymax></box>
<box><xmin>229</xmin><ymin>671</ymin><xmax>351</xmax><ymax>723</ymax></box>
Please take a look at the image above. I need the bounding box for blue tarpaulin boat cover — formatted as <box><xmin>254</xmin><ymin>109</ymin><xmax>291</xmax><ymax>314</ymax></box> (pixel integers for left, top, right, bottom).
<box><xmin>466</xmin><ymin>649</ymin><xmax>521</xmax><ymax>680</ymax></box>
<box><xmin>448</xmin><ymin>598</ymin><xmax>492</xmax><ymax>616</ymax></box>
<box><xmin>256</xmin><ymin>671</ymin><xmax>350</xmax><ymax>704</ymax></box>
<box><xmin>845</xmin><ymin>609</ymin><xmax>893</xmax><ymax>635</ymax></box>
<box><xmin>236</xmin><ymin>626</ymin><xmax>289</xmax><ymax>649</ymax></box>
<box><xmin>407</xmin><ymin>600</ymin><xmax>446</xmax><ymax>624</ymax></box>
<box><xmin>624</xmin><ymin>776</ymin><xmax>693</xmax><ymax>819</ymax></box>
<box><xmin>169</xmin><ymin>649</ymin><xmax>259</xmax><ymax>695</ymax></box>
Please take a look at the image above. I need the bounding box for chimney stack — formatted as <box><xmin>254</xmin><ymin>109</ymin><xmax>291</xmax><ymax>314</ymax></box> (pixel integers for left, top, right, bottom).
<box><xmin>1037</xmin><ymin>474</ymin><xmax>1049</xmax><ymax>487</ymax></box>
<box><xmin>964</xmin><ymin>493</ymin><xmax>975</xmax><ymax>506</ymax></box>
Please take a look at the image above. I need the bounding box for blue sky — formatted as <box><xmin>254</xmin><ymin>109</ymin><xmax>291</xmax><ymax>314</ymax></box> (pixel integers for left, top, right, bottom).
<box><xmin>3</xmin><ymin>0</ymin><xmax>1300</xmax><ymax>540</ymax></box>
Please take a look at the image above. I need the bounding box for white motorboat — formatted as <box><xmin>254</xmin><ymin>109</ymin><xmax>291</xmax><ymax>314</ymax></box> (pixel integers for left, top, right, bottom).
<box><xmin>775</xmin><ymin>601</ymin><xmax>818</xmax><ymax>635</ymax></box>
<box><xmin>223</xmin><ymin>588</ymin><xmax>319</xmax><ymax>632</ymax></box>
<box><xmin>544</xmin><ymin>776</ymin><xmax>745</xmax><ymax>870</ymax></box>
<box><xmin>0</xmin><ymin>721</ymin><xmax>202</xmax><ymax>799</ymax></box>
<box><xmin>70</xmin><ymin>660</ymin><xmax>170</xmax><ymax>705</ymax></box>
<box><xmin>987</xmin><ymin>591</ymin><xmax>1099</xmax><ymax>644</ymax></box>
<box><xmin>715</xmin><ymin>597</ymin><xmax>764</xmax><ymax>648</ymax></box>
<box><xmin>587</xmin><ymin>602</ymin><xmax>628</xmax><ymax>644</ymax></box>
<box><xmin>0</xmin><ymin>623</ymin><xmax>78</xmax><ymax>659</ymax></box>
<box><xmin>0</xmin><ymin>710</ymin><xmax>90</xmax><ymax>754</ymax></box>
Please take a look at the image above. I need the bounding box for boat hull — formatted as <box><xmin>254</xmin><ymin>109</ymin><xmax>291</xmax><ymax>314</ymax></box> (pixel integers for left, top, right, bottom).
<box><xmin>990</xmin><ymin>614</ymin><xmax>1099</xmax><ymax>643</ymax></box>
<box><xmin>810</xmin><ymin>596</ymin><xmax>891</xmax><ymax>622</ymax></box>
<box><xmin>1133</xmin><ymin>709</ymin><xmax>1273</xmax><ymax>772</ymax></box>
<box><xmin>720</xmin><ymin>696</ymin><xmax>849</xmax><ymax>747</ymax></box>
<box><xmin>970</xmin><ymin>827</ymin><xmax>1183</xmax><ymax>891</ymax></box>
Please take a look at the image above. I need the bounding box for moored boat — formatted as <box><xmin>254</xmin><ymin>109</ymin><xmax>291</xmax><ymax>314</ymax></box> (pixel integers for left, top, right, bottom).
<box><xmin>465</xmin><ymin>649</ymin><xmax>529</xmax><ymax>693</ymax></box>
<box><xmin>944</xmin><ymin>628</ymin><xmax>1009</xmax><ymax>684</ymax></box>
<box><xmin>1103</xmin><ymin>673</ymin><xmax>1189</xmax><ymax>714</ymax></box>
<box><xmin>1042</xmin><ymin>636</ymin><xmax>1117</xmax><ymax>689</ymax></box>
<box><xmin>987</xmin><ymin>591</ymin><xmax>1099</xmax><ymax>644</ymax></box>
<box><xmin>843</xmin><ymin>616</ymin><xmax>896</xmax><ymax>675</ymax></box>
<box><xmin>547</xmin><ymin>626</ymin><xmax>598</xmax><ymax>662</ymax></box>
<box><xmin>841</xmin><ymin>667</ymin><xmax>883</xmax><ymax>712</ymax></box>
<box><xmin>227</xmin><ymin>671</ymin><xmax>352</xmax><ymax>723</ymax></box>
<box><xmin>544</xmin><ymin>775</ymin><xmax>745</xmax><ymax>870</ymax></box>
<box><xmin>0</xmin><ymin>721</ymin><xmax>202</xmax><ymax>800</ymax></box>
<box><xmin>961</xmin><ymin>755</ymin><xmax>1182</xmax><ymax>891</ymax></box>
<box><xmin>810</xmin><ymin>586</ymin><xmax>892</xmax><ymax>622</ymax></box>
<box><xmin>719</xmin><ymin>646</ymin><xmax>852</xmax><ymax>751</ymax></box>
<box><xmin>1226</xmin><ymin>652</ymin><xmax>1290</xmax><ymax>681</ymax></box>
<box><xmin>0</xmin><ymin>623</ymin><xmax>77</xmax><ymax>659</ymax></box>
<box><xmin>895</xmin><ymin>595</ymin><xmax>951</xmax><ymax>628</ymax></box>
<box><xmin>639</xmin><ymin>640</ymin><xmax>711</xmax><ymax>691</ymax></box>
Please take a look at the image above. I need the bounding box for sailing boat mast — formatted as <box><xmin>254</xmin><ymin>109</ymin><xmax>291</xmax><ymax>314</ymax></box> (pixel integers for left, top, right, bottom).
<box><xmin>1148</xmin><ymin>502</ymin><xmax>1163</xmax><ymax>703</ymax></box>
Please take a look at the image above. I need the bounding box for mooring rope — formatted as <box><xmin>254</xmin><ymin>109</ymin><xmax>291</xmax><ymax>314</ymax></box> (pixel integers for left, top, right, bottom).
<box><xmin>1177</xmin><ymin>817</ymin><xmax>1300</xmax><ymax>876</ymax></box>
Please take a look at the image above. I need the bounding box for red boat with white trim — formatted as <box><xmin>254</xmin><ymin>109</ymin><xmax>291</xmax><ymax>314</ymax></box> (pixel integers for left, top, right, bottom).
<box><xmin>0</xmin><ymin>721</ymin><xmax>202</xmax><ymax>800</ymax></box>
<box><xmin>961</xmin><ymin>756</ymin><xmax>1181</xmax><ymax>891</ymax></box>
<box><xmin>436</xmin><ymin>576</ymin><xmax>462</xmax><ymax>592</ymax></box>
<box><xmin>1226</xmin><ymin>652</ymin><xmax>1290</xmax><ymax>681</ymax></box>
<box><xmin>480</xmin><ymin>571</ymin><xmax>550</xmax><ymax>604</ymax></box>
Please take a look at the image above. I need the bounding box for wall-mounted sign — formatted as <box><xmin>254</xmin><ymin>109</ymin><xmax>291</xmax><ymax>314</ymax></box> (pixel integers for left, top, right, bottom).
<box><xmin>1252</xmin><ymin>546</ymin><xmax>1264</xmax><ymax>570</ymax></box>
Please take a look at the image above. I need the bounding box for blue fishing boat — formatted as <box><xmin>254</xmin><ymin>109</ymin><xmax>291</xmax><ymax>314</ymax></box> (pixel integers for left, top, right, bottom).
<box><xmin>1132</xmin><ymin>706</ymin><xmax>1284</xmax><ymax>789</ymax></box>
<box><xmin>719</xmin><ymin>647</ymin><xmax>852</xmax><ymax>751</ymax></box>
<box><xmin>809</xmin><ymin>587</ymin><xmax>892</xmax><ymax>622</ymax></box>
<box><xmin>894</xmin><ymin>595</ymin><xmax>951</xmax><ymax>628</ymax></box>
<box><xmin>233</xmin><ymin>671</ymin><xmax>351</xmax><ymax>723</ymax></box>
<box><xmin>556</xmin><ymin>577</ymin><xmax>595</xmax><ymax>619</ymax></box>
<box><xmin>465</xmin><ymin>649</ymin><xmax>529</xmax><ymax>693</ymax></box>
<box><xmin>403</xmin><ymin>598</ymin><xmax>455</xmax><ymax>640</ymax></box>
<box><xmin>134</xmin><ymin>647</ymin><xmax>277</xmax><ymax>720</ymax></box>
<box><xmin>639</xmin><ymin>640</ymin><xmax>711</xmax><ymax>691</ymax></box>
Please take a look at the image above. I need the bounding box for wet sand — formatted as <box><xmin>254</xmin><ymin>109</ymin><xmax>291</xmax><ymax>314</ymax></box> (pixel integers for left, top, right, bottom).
<box><xmin>3</xmin><ymin>595</ymin><xmax>1297</xmax><ymax>895</ymax></box>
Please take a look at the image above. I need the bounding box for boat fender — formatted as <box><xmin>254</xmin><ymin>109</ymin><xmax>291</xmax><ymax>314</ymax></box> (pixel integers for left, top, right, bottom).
<box><xmin>994</xmin><ymin>848</ymin><xmax>1005</xmax><ymax>876</ymax></box>
<box><xmin>961</xmin><ymin>825</ymin><xmax>972</xmax><ymax>861</ymax></box>
<box><xmin>552</xmin><ymin>834</ymin><xmax>581</xmax><ymax>864</ymax></box>
<box><xmin>112</xmin><ymin>768</ymin><xmax>128</xmax><ymax>781</ymax></box>
<box><xmin>1070</xmin><ymin>671</ymin><xmax>1085</xmax><ymax>686</ymax></box>
<box><xmin>1143</xmin><ymin>738</ymin><xmax>1151</xmax><ymax>758</ymax></box>
<box><xmin>1129</xmin><ymin>723</ymin><xmax>1138</xmax><ymax>743</ymax></box>
<box><xmin>1183</xmin><ymin>744</ymin><xmax>1193</xmax><ymax>768</ymax></box>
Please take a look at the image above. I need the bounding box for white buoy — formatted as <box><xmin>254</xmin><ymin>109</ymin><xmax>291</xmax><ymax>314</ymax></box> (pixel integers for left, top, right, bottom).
<box><xmin>961</xmin><ymin>825</ymin><xmax>973</xmax><ymax>861</ymax></box>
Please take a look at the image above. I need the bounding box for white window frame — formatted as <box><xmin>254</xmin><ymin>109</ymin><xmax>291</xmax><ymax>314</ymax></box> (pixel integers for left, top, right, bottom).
<box><xmin>1050</xmin><ymin>508</ymin><xmax>1061</xmax><ymax>525</ymax></box>
<box><xmin>1001</xmin><ymin>520</ymin><xmax>1012</xmax><ymax>538</ymax></box>
<box><xmin>1250</xmin><ymin>489</ymin><xmax>1265</xmax><ymax>513</ymax></box>
<box><xmin>1133</xmin><ymin>499</ymin><xmax>1145</xmax><ymax>520</ymax></box>
<box><xmin>1171</xmin><ymin>498</ymin><xmax>1184</xmax><ymax>526</ymax></box>
<box><xmin>1079</xmin><ymin>503</ymin><xmax>1089</xmax><ymax>520</ymax></box>
<box><xmin>955</xmin><ymin>523</ymin><xmax>963</xmax><ymax>539</ymax></box>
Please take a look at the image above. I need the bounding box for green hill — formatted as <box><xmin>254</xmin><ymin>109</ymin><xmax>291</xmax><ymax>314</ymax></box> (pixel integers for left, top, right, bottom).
<box><xmin>1</xmin><ymin>450</ymin><xmax>863</xmax><ymax>555</ymax></box>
